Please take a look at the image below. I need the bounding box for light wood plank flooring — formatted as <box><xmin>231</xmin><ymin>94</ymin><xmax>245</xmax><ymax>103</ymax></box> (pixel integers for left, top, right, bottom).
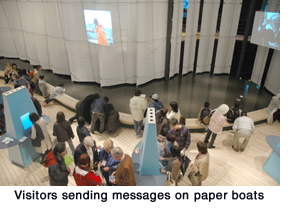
<box><xmin>0</xmin><ymin>80</ymin><xmax>280</xmax><ymax>186</ymax></box>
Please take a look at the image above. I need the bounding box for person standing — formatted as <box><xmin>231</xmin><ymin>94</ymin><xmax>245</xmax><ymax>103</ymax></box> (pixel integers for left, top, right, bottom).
<box><xmin>267</xmin><ymin>93</ymin><xmax>280</xmax><ymax>124</ymax></box>
<box><xmin>29</xmin><ymin>112</ymin><xmax>53</xmax><ymax>162</ymax></box>
<box><xmin>90</xmin><ymin>96</ymin><xmax>109</xmax><ymax>134</ymax></box>
<box><xmin>73</xmin><ymin>154</ymin><xmax>102</xmax><ymax>186</ymax></box>
<box><xmin>188</xmin><ymin>141</ymin><xmax>209</xmax><ymax>185</ymax></box>
<box><xmin>0</xmin><ymin>104</ymin><xmax>5</xmax><ymax>134</ymax></box>
<box><xmin>43</xmin><ymin>143</ymin><xmax>70</xmax><ymax>186</ymax></box>
<box><xmin>76</xmin><ymin>116</ymin><xmax>91</xmax><ymax>143</ymax></box>
<box><xmin>32</xmin><ymin>65</ymin><xmax>42</xmax><ymax>95</ymax></box>
<box><xmin>98</xmin><ymin>139</ymin><xmax>119</xmax><ymax>185</ymax></box>
<box><xmin>110</xmin><ymin>147</ymin><xmax>137</xmax><ymax>186</ymax></box>
<box><xmin>167</xmin><ymin>118</ymin><xmax>191</xmax><ymax>153</ymax></box>
<box><xmin>232</xmin><ymin>112</ymin><xmax>255</xmax><ymax>152</ymax></box>
<box><xmin>129</xmin><ymin>89</ymin><xmax>147</xmax><ymax>138</ymax></box>
<box><xmin>204</xmin><ymin>104</ymin><xmax>229</xmax><ymax>149</ymax></box>
<box><xmin>74</xmin><ymin>136</ymin><xmax>100</xmax><ymax>171</ymax></box>
<box><xmin>53</xmin><ymin>111</ymin><xmax>75</xmax><ymax>155</ymax></box>
<box><xmin>149</xmin><ymin>93</ymin><xmax>164</xmax><ymax>115</ymax></box>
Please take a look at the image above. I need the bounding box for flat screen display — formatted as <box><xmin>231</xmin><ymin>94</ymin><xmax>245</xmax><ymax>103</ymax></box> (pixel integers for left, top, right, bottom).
<box><xmin>84</xmin><ymin>9</ymin><xmax>113</xmax><ymax>46</ymax></box>
<box><xmin>251</xmin><ymin>11</ymin><xmax>280</xmax><ymax>50</ymax></box>
<box><xmin>20</xmin><ymin>112</ymin><xmax>32</xmax><ymax>130</ymax></box>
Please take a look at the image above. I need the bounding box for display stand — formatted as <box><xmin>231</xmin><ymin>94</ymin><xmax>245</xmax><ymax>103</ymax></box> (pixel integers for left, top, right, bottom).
<box><xmin>131</xmin><ymin>108</ymin><xmax>166</xmax><ymax>185</ymax></box>
<box><xmin>0</xmin><ymin>86</ymin><xmax>50</xmax><ymax>167</ymax></box>
<box><xmin>263</xmin><ymin>135</ymin><xmax>280</xmax><ymax>184</ymax></box>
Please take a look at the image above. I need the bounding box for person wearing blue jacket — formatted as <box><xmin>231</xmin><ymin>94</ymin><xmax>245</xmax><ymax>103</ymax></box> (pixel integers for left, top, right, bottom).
<box><xmin>149</xmin><ymin>93</ymin><xmax>164</xmax><ymax>115</ymax></box>
<box><xmin>98</xmin><ymin>139</ymin><xmax>119</xmax><ymax>185</ymax></box>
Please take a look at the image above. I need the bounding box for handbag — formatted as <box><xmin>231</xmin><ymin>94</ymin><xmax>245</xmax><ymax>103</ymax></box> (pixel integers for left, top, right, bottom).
<box><xmin>188</xmin><ymin>171</ymin><xmax>201</xmax><ymax>186</ymax></box>
<box><xmin>163</xmin><ymin>172</ymin><xmax>176</xmax><ymax>186</ymax></box>
<box><xmin>180</xmin><ymin>115</ymin><xmax>186</xmax><ymax>125</ymax></box>
<box><xmin>202</xmin><ymin>110</ymin><xmax>215</xmax><ymax>125</ymax></box>
<box><xmin>180</xmin><ymin>155</ymin><xmax>191</xmax><ymax>175</ymax></box>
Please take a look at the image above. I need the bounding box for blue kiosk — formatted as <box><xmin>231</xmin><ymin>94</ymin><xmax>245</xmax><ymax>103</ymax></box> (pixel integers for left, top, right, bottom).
<box><xmin>0</xmin><ymin>86</ymin><xmax>48</xmax><ymax>167</ymax></box>
<box><xmin>131</xmin><ymin>108</ymin><xmax>167</xmax><ymax>185</ymax></box>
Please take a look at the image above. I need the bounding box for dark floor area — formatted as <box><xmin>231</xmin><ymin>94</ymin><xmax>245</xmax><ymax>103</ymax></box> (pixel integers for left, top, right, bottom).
<box><xmin>0</xmin><ymin>58</ymin><xmax>273</xmax><ymax>118</ymax></box>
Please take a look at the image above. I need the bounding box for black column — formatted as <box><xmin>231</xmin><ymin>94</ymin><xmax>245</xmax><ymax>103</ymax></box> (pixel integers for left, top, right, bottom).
<box><xmin>165</xmin><ymin>0</ymin><xmax>174</xmax><ymax>81</ymax></box>
<box><xmin>236</xmin><ymin>0</ymin><xmax>257</xmax><ymax>79</ymax></box>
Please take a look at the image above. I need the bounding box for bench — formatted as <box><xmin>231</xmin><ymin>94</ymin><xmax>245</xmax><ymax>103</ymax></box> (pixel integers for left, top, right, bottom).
<box><xmin>0</xmin><ymin>70</ymin><xmax>268</xmax><ymax>132</ymax></box>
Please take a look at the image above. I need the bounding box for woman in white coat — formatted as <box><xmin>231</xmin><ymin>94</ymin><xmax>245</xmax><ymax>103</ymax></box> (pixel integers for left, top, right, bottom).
<box><xmin>267</xmin><ymin>93</ymin><xmax>280</xmax><ymax>124</ymax></box>
<box><xmin>29</xmin><ymin>112</ymin><xmax>53</xmax><ymax>162</ymax></box>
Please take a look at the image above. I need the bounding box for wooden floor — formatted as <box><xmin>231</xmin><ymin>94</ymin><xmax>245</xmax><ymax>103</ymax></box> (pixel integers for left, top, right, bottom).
<box><xmin>0</xmin><ymin>80</ymin><xmax>280</xmax><ymax>186</ymax></box>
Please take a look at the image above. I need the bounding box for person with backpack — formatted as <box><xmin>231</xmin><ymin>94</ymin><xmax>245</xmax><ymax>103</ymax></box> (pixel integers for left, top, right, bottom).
<box><xmin>29</xmin><ymin>112</ymin><xmax>53</xmax><ymax>163</ymax></box>
<box><xmin>227</xmin><ymin>102</ymin><xmax>242</xmax><ymax>123</ymax></box>
<box><xmin>198</xmin><ymin>101</ymin><xmax>212</xmax><ymax>130</ymax></box>
<box><xmin>204</xmin><ymin>104</ymin><xmax>229</xmax><ymax>149</ymax></box>
<box><xmin>43</xmin><ymin>143</ymin><xmax>70</xmax><ymax>186</ymax></box>
<box><xmin>156</xmin><ymin>107</ymin><xmax>170</xmax><ymax>142</ymax></box>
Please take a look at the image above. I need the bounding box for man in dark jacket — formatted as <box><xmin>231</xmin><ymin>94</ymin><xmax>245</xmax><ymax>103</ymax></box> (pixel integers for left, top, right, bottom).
<box><xmin>69</xmin><ymin>93</ymin><xmax>100</xmax><ymax>124</ymax></box>
<box><xmin>90</xmin><ymin>96</ymin><xmax>109</xmax><ymax>133</ymax></box>
<box><xmin>43</xmin><ymin>143</ymin><xmax>70</xmax><ymax>186</ymax></box>
<box><xmin>74</xmin><ymin>136</ymin><xmax>100</xmax><ymax>171</ymax></box>
<box><xmin>149</xmin><ymin>93</ymin><xmax>164</xmax><ymax>115</ymax></box>
<box><xmin>167</xmin><ymin>118</ymin><xmax>191</xmax><ymax>153</ymax></box>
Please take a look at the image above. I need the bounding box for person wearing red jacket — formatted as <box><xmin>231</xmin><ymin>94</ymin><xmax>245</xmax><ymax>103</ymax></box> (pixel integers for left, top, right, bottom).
<box><xmin>73</xmin><ymin>154</ymin><xmax>102</xmax><ymax>186</ymax></box>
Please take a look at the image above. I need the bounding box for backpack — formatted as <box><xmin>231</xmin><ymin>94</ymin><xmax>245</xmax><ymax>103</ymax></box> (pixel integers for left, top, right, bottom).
<box><xmin>227</xmin><ymin>107</ymin><xmax>240</xmax><ymax>123</ymax></box>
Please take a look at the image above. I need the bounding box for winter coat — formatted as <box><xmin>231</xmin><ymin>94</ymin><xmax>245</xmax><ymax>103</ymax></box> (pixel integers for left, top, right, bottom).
<box><xmin>79</xmin><ymin>94</ymin><xmax>100</xmax><ymax>123</ymax></box>
<box><xmin>43</xmin><ymin>150</ymin><xmax>69</xmax><ymax>186</ymax></box>
<box><xmin>168</xmin><ymin>157</ymin><xmax>181</xmax><ymax>185</ymax></box>
<box><xmin>149</xmin><ymin>101</ymin><xmax>164</xmax><ymax>114</ymax></box>
<box><xmin>98</xmin><ymin>147</ymin><xmax>119</xmax><ymax>172</ymax></box>
<box><xmin>73</xmin><ymin>166</ymin><xmax>102</xmax><ymax>186</ymax></box>
<box><xmin>49</xmin><ymin>86</ymin><xmax>64</xmax><ymax>99</ymax></box>
<box><xmin>31</xmin><ymin>118</ymin><xmax>53</xmax><ymax>154</ymax></box>
<box><xmin>106</xmin><ymin>109</ymin><xmax>120</xmax><ymax>133</ymax></box>
<box><xmin>74</xmin><ymin>142</ymin><xmax>99</xmax><ymax>170</ymax></box>
<box><xmin>129</xmin><ymin>96</ymin><xmax>147</xmax><ymax>121</ymax></box>
<box><xmin>208</xmin><ymin>111</ymin><xmax>227</xmax><ymax>134</ymax></box>
<box><xmin>190</xmin><ymin>152</ymin><xmax>209</xmax><ymax>181</ymax></box>
<box><xmin>167</xmin><ymin>125</ymin><xmax>191</xmax><ymax>150</ymax></box>
<box><xmin>53</xmin><ymin>120</ymin><xmax>74</xmax><ymax>142</ymax></box>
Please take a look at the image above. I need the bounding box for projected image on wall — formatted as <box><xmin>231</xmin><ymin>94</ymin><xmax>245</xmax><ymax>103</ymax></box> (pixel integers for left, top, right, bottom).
<box><xmin>251</xmin><ymin>12</ymin><xmax>280</xmax><ymax>50</ymax></box>
<box><xmin>84</xmin><ymin>10</ymin><xmax>113</xmax><ymax>46</ymax></box>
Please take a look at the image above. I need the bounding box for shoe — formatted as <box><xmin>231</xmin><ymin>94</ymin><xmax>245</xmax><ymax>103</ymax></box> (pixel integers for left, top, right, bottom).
<box><xmin>204</xmin><ymin>141</ymin><xmax>209</xmax><ymax>144</ymax></box>
<box><xmin>232</xmin><ymin>145</ymin><xmax>239</xmax><ymax>152</ymax></box>
<box><xmin>240</xmin><ymin>148</ymin><xmax>244</xmax><ymax>152</ymax></box>
<box><xmin>208</xmin><ymin>146</ymin><xmax>215</xmax><ymax>149</ymax></box>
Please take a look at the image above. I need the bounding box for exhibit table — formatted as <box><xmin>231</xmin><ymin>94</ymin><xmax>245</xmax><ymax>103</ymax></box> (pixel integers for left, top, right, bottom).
<box><xmin>262</xmin><ymin>135</ymin><xmax>280</xmax><ymax>183</ymax></box>
<box><xmin>0</xmin><ymin>86</ymin><xmax>12</xmax><ymax>103</ymax></box>
<box><xmin>0</xmin><ymin>115</ymin><xmax>50</xmax><ymax>167</ymax></box>
<box><xmin>131</xmin><ymin>141</ymin><xmax>167</xmax><ymax>186</ymax></box>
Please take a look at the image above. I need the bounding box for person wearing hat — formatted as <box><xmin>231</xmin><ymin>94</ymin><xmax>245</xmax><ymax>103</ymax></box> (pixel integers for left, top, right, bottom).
<box><xmin>204</xmin><ymin>104</ymin><xmax>229</xmax><ymax>149</ymax></box>
<box><xmin>149</xmin><ymin>93</ymin><xmax>164</xmax><ymax>115</ymax></box>
<box><xmin>267</xmin><ymin>93</ymin><xmax>280</xmax><ymax>124</ymax></box>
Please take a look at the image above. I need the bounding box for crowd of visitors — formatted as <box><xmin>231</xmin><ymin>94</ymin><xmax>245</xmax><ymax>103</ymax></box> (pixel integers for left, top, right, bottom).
<box><xmin>0</xmin><ymin>62</ymin><xmax>280</xmax><ymax>186</ymax></box>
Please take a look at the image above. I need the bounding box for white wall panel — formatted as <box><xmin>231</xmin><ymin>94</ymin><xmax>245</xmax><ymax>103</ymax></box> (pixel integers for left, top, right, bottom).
<box><xmin>196</xmin><ymin>0</ymin><xmax>220</xmax><ymax>73</ymax></box>
<box><xmin>214</xmin><ymin>0</ymin><xmax>242</xmax><ymax>74</ymax></box>
<box><xmin>169</xmin><ymin>0</ymin><xmax>184</xmax><ymax>77</ymax></box>
<box><xmin>182</xmin><ymin>0</ymin><xmax>200</xmax><ymax>75</ymax></box>
<box><xmin>264</xmin><ymin>50</ymin><xmax>280</xmax><ymax>94</ymax></box>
